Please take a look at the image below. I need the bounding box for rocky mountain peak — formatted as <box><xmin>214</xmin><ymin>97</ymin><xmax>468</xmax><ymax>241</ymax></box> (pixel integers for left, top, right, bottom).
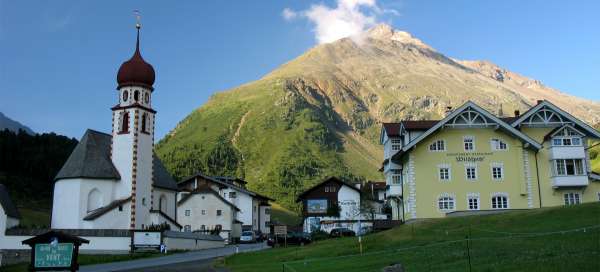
<box><xmin>366</xmin><ymin>23</ymin><xmax>432</xmax><ymax>50</ymax></box>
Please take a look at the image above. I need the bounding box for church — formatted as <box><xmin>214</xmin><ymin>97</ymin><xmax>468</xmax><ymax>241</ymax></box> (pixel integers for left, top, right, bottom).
<box><xmin>51</xmin><ymin>23</ymin><xmax>180</xmax><ymax>231</ymax></box>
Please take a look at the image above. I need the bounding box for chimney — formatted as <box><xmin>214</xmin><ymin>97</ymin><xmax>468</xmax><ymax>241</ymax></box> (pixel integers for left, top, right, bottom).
<box><xmin>537</xmin><ymin>100</ymin><xmax>543</xmax><ymax>105</ymax></box>
<box><xmin>445</xmin><ymin>106</ymin><xmax>453</xmax><ymax>117</ymax></box>
<box><xmin>514</xmin><ymin>110</ymin><xmax>520</xmax><ymax>117</ymax></box>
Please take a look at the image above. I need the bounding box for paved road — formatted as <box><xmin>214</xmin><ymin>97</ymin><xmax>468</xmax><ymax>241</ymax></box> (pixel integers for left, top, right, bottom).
<box><xmin>80</xmin><ymin>243</ymin><xmax>268</xmax><ymax>272</ymax></box>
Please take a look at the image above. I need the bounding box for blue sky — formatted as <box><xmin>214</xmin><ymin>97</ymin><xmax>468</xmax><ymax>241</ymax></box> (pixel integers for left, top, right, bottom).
<box><xmin>1</xmin><ymin>0</ymin><xmax>599</xmax><ymax>140</ymax></box>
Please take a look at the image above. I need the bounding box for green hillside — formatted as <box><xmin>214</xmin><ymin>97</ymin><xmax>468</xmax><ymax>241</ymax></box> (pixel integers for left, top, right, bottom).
<box><xmin>156</xmin><ymin>25</ymin><xmax>600</xmax><ymax>212</ymax></box>
<box><xmin>224</xmin><ymin>203</ymin><xmax>600</xmax><ymax>271</ymax></box>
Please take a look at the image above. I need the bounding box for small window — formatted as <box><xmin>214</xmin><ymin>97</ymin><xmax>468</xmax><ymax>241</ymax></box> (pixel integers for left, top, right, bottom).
<box><xmin>229</xmin><ymin>192</ymin><xmax>237</xmax><ymax>198</ymax></box>
<box><xmin>438</xmin><ymin>196</ymin><xmax>455</xmax><ymax>211</ymax></box>
<box><xmin>201</xmin><ymin>225</ymin><xmax>206</xmax><ymax>230</ymax></box>
<box><xmin>429</xmin><ymin>140</ymin><xmax>445</xmax><ymax>151</ymax></box>
<box><xmin>491</xmin><ymin>195</ymin><xmax>508</xmax><ymax>209</ymax></box>
<box><xmin>217</xmin><ymin>210</ymin><xmax>222</xmax><ymax>216</ymax></box>
<box><xmin>118</xmin><ymin>205</ymin><xmax>123</xmax><ymax>212</ymax></box>
<box><xmin>265</xmin><ymin>208</ymin><xmax>271</xmax><ymax>215</ymax></box>
<box><xmin>564</xmin><ymin>193</ymin><xmax>581</xmax><ymax>205</ymax></box>
<box><xmin>466</xmin><ymin>166</ymin><xmax>477</xmax><ymax>180</ymax></box>
<box><xmin>185</xmin><ymin>210</ymin><xmax>191</xmax><ymax>216</ymax></box>
<box><xmin>391</xmin><ymin>139</ymin><xmax>402</xmax><ymax>151</ymax></box>
<box><xmin>468</xmin><ymin>196</ymin><xmax>479</xmax><ymax>210</ymax></box>
<box><xmin>553</xmin><ymin>138</ymin><xmax>562</xmax><ymax>146</ymax></box>
<box><xmin>554</xmin><ymin>159</ymin><xmax>585</xmax><ymax>176</ymax></box>
<box><xmin>325</xmin><ymin>186</ymin><xmax>329</xmax><ymax>193</ymax></box>
<box><xmin>492</xmin><ymin>166</ymin><xmax>503</xmax><ymax>180</ymax></box>
<box><xmin>184</xmin><ymin>225</ymin><xmax>191</xmax><ymax>232</ymax></box>
<box><xmin>144</xmin><ymin>92</ymin><xmax>149</xmax><ymax>104</ymax></box>
<box><xmin>141</xmin><ymin>113</ymin><xmax>148</xmax><ymax>133</ymax></box>
<box><xmin>142</xmin><ymin>198</ymin><xmax>146</xmax><ymax>206</ymax></box>
<box><xmin>134</xmin><ymin>90</ymin><xmax>139</xmax><ymax>102</ymax></box>
<box><xmin>201</xmin><ymin>210</ymin><xmax>206</xmax><ymax>215</ymax></box>
<box><xmin>119</xmin><ymin>111</ymin><xmax>130</xmax><ymax>133</ymax></box>
<box><xmin>491</xmin><ymin>139</ymin><xmax>507</xmax><ymax>151</ymax></box>
<box><xmin>439</xmin><ymin>167</ymin><xmax>450</xmax><ymax>181</ymax></box>
<box><xmin>122</xmin><ymin>91</ymin><xmax>129</xmax><ymax>102</ymax></box>
<box><xmin>391</xmin><ymin>169</ymin><xmax>402</xmax><ymax>184</ymax></box>
<box><xmin>464</xmin><ymin>137</ymin><xmax>474</xmax><ymax>151</ymax></box>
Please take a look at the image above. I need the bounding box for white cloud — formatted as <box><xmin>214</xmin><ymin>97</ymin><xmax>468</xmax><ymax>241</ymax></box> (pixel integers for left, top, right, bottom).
<box><xmin>282</xmin><ymin>8</ymin><xmax>298</xmax><ymax>21</ymax></box>
<box><xmin>283</xmin><ymin>0</ymin><xmax>398</xmax><ymax>44</ymax></box>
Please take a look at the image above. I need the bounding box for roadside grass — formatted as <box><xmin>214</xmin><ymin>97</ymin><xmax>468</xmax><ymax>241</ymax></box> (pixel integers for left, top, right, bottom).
<box><xmin>1</xmin><ymin>252</ymin><xmax>173</xmax><ymax>272</ymax></box>
<box><xmin>224</xmin><ymin>203</ymin><xmax>600</xmax><ymax>271</ymax></box>
<box><xmin>270</xmin><ymin>203</ymin><xmax>301</xmax><ymax>226</ymax></box>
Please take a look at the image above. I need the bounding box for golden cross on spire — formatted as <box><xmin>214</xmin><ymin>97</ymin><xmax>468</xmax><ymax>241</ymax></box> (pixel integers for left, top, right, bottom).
<box><xmin>133</xmin><ymin>10</ymin><xmax>141</xmax><ymax>29</ymax></box>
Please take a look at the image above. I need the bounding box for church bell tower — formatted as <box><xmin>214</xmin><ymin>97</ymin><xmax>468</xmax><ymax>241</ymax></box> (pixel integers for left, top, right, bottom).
<box><xmin>112</xmin><ymin>20</ymin><xmax>156</xmax><ymax>229</ymax></box>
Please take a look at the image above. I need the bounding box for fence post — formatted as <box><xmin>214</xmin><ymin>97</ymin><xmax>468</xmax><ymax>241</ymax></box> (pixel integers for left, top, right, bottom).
<box><xmin>465</xmin><ymin>224</ymin><xmax>472</xmax><ymax>272</ymax></box>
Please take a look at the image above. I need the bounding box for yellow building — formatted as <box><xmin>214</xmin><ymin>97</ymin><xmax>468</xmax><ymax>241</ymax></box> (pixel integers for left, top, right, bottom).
<box><xmin>380</xmin><ymin>100</ymin><xmax>600</xmax><ymax>221</ymax></box>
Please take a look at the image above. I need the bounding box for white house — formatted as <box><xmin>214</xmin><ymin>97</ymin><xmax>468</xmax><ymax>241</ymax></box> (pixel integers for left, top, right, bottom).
<box><xmin>0</xmin><ymin>184</ymin><xmax>20</xmax><ymax>231</ymax></box>
<box><xmin>178</xmin><ymin>174</ymin><xmax>273</xmax><ymax>234</ymax></box>
<box><xmin>51</xmin><ymin>24</ymin><xmax>180</xmax><ymax>231</ymax></box>
<box><xmin>177</xmin><ymin>184</ymin><xmax>242</xmax><ymax>241</ymax></box>
<box><xmin>298</xmin><ymin>177</ymin><xmax>388</xmax><ymax>234</ymax></box>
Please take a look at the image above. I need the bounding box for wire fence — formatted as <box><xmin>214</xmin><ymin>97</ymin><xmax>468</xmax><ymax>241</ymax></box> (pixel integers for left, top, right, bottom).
<box><xmin>274</xmin><ymin>224</ymin><xmax>600</xmax><ymax>272</ymax></box>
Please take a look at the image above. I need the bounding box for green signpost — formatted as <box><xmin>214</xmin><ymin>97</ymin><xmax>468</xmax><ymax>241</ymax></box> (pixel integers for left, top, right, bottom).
<box><xmin>22</xmin><ymin>230</ymin><xmax>89</xmax><ymax>271</ymax></box>
<box><xmin>34</xmin><ymin>243</ymin><xmax>74</xmax><ymax>268</ymax></box>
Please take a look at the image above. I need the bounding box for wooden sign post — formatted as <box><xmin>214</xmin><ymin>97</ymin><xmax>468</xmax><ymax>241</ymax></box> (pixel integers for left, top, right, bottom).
<box><xmin>22</xmin><ymin>230</ymin><xmax>89</xmax><ymax>272</ymax></box>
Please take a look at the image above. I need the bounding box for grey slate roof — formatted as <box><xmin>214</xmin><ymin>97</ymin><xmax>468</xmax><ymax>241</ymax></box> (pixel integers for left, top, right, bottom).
<box><xmin>83</xmin><ymin>196</ymin><xmax>131</xmax><ymax>221</ymax></box>
<box><xmin>0</xmin><ymin>184</ymin><xmax>21</xmax><ymax>219</ymax></box>
<box><xmin>54</xmin><ymin>129</ymin><xmax>178</xmax><ymax>191</ymax></box>
<box><xmin>153</xmin><ymin>155</ymin><xmax>178</xmax><ymax>191</ymax></box>
<box><xmin>55</xmin><ymin>129</ymin><xmax>121</xmax><ymax>181</ymax></box>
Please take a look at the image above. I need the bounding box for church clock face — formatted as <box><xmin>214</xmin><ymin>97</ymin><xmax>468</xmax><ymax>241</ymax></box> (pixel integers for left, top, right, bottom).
<box><xmin>123</xmin><ymin>91</ymin><xmax>129</xmax><ymax>102</ymax></box>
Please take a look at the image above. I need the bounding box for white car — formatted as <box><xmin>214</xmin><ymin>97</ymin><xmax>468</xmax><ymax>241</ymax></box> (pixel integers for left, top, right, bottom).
<box><xmin>240</xmin><ymin>231</ymin><xmax>256</xmax><ymax>243</ymax></box>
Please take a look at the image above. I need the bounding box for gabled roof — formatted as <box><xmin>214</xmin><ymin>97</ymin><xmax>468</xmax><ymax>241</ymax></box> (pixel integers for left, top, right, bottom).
<box><xmin>296</xmin><ymin>177</ymin><xmax>361</xmax><ymax>202</ymax></box>
<box><xmin>382</xmin><ymin>123</ymin><xmax>401</xmax><ymax>137</ymax></box>
<box><xmin>401</xmin><ymin>120</ymin><xmax>439</xmax><ymax>130</ymax></box>
<box><xmin>511</xmin><ymin>100</ymin><xmax>600</xmax><ymax>139</ymax></box>
<box><xmin>83</xmin><ymin>196</ymin><xmax>131</xmax><ymax>221</ymax></box>
<box><xmin>55</xmin><ymin>129</ymin><xmax>121</xmax><ymax>181</ymax></box>
<box><xmin>543</xmin><ymin>124</ymin><xmax>586</xmax><ymax>141</ymax></box>
<box><xmin>178</xmin><ymin>172</ymin><xmax>275</xmax><ymax>201</ymax></box>
<box><xmin>0</xmin><ymin>184</ymin><xmax>20</xmax><ymax>219</ymax></box>
<box><xmin>392</xmin><ymin>101</ymin><xmax>542</xmax><ymax>161</ymax></box>
<box><xmin>177</xmin><ymin>185</ymin><xmax>241</xmax><ymax>211</ymax></box>
<box><xmin>152</xmin><ymin>155</ymin><xmax>178</xmax><ymax>191</ymax></box>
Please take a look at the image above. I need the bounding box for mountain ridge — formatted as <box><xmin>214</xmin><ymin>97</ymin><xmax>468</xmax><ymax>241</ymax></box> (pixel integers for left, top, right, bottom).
<box><xmin>156</xmin><ymin>24</ymin><xmax>600</xmax><ymax>210</ymax></box>
<box><xmin>0</xmin><ymin>112</ymin><xmax>34</xmax><ymax>134</ymax></box>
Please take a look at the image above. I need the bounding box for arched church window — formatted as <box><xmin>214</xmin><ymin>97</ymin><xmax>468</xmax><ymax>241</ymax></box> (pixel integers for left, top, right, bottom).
<box><xmin>119</xmin><ymin>111</ymin><xmax>129</xmax><ymax>133</ymax></box>
<box><xmin>134</xmin><ymin>90</ymin><xmax>139</xmax><ymax>102</ymax></box>
<box><xmin>122</xmin><ymin>91</ymin><xmax>129</xmax><ymax>102</ymax></box>
<box><xmin>141</xmin><ymin>113</ymin><xmax>148</xmax><ymax>133</ymax></box>
<box><xmin>87</xmin><ymin>189</ymin><xmax>103</xmax><ymax>212</ymax></box>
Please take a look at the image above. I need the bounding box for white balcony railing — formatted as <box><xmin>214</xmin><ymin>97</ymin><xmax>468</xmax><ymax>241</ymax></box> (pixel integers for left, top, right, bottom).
<box><xmin>551</xmin><ymin>175</ymin><xmax>589</xmax><ymax>187</ymax></box>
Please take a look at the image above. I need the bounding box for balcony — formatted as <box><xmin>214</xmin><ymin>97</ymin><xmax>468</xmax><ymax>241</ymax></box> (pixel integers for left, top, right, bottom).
<box><xmin>551</xmin><ymin>175</ymin><xmax>589</xmax><ymax>188</ymax></box>
<box><xmin>549</xmin><ymin>146</ymin><xmax>585</xmax><ymax>160</ymax></box>
<box><xmin>387</xmin><ymin>185</ymin><xmax>403</xmax><ymax>197</ymax></box>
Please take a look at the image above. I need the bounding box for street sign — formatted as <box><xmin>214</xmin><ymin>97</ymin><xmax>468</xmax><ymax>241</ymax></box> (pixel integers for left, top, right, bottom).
<box><xmin>274</xmin><ymin>225</ymin><xmax>287</xmax><ymax>236</ymax></box>
<box><xmin>34</xmin><ymin>243</ymin><xmax>74</xmax><ymax>268</ymax></box>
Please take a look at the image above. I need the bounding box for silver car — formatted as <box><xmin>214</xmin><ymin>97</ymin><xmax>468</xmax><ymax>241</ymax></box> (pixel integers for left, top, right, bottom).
<box><xmin>240</xmin><ymin>231</ymin><xmax>256</xmax><ymax>243</ymax></box>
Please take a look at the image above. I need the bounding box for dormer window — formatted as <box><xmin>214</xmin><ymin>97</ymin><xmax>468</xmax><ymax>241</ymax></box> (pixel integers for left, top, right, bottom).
<box><xmin>551</xmin><ymin>126</ymin><xmax>583</xmax><ymax>146</ymax></box>
<box><xmin>391</xmin><ymin>139</ymin><xmax>402</xmax><ymax>151</ymax></box>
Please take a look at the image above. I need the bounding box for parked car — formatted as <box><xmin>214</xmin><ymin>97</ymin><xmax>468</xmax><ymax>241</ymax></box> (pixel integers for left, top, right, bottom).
<box><xmin>240</xmin><ymin>231</ymin><xmax>256</xmax><ymax>243</ymax></box>
<box><xmin>267</xmin><ymin>232</ymin><xmax>312</xmax><ymax>247</ymax></box>
<box><xmin>254</xmin><ymin>230</ymin><xmax>265</xmax><ymax>242</ymax></box>
<box><xmin>329</xmin><ymin>228</ymin><xmax>356</xmax><ymax>237</ymax></box>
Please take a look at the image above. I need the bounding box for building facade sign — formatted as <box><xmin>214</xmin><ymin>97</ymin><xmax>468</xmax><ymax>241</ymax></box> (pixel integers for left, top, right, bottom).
<box><xmin>447</xmin><ymin>152</ymin><xmax>493</xmax><ymax>162</ymax></box>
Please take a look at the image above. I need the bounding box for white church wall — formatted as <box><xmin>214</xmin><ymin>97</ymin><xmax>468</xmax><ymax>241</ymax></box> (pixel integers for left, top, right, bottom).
<box><xmin>51</xmin><ymin>180</ymin><xmax>82</xmax><ymax>229</ymax></box>
<box><xmin>112</xmin><ymin>109</ymin><xmax>135</xmax><ymax>200</ymax></box>
<box><xmin>152</xmin><ymin>187</ymin><xmax>177</xmax><ymax>220</ymax></box>
<box><xmin>135</xmin><ymin>121</ymin><xmax>154</xmax><ymax>229</ymax></box>
<box><xmin>82</xmin><ymin>202</ymin><xmax>130</xmax><ymax>230</ymax></box>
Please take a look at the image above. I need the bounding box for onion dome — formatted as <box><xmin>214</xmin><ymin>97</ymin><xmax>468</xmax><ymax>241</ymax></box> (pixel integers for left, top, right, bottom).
<box><xmin>117</xmin><ymin>26</ymin><xmax>155</xmax><ymax>90</ymax></box>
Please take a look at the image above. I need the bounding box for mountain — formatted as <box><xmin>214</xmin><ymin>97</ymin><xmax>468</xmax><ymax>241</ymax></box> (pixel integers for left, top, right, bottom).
<box><xmin>0</xmin><ymin>112</ymin><xmax>34</xmax><ymax>134</ymax></box>
<box><xmin>156</xmin><ymin>24</ymin><xmax>600</xmax><ymax>210</ymax></box>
